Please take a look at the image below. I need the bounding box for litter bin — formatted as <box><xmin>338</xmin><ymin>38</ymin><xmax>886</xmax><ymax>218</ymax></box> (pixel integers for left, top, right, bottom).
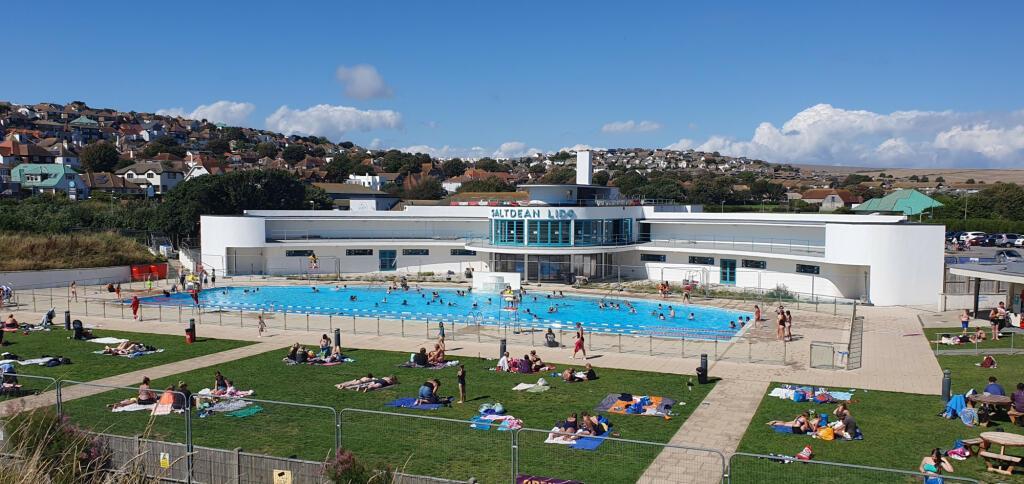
<box><xmin>185</xmin><ymin>327</ymin><xmax>195</xmax><ymax>344</ymax></box>
<box><xmin>697</xmin><ymin>353</ymin><xmax>709</xmax><ymax>384</ymax></box>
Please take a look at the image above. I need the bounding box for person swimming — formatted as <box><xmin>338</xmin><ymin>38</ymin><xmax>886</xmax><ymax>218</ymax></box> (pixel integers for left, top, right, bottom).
<box><xmin>688</xmin><ymin>313</ymin><xmax>695</xmax><ymax>320</ymax></box>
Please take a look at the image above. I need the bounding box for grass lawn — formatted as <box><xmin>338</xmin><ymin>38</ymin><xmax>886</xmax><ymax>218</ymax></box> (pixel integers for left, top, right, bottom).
<box><xmin>735</xmin><ymin>349</ymin><xmax>1024</xmax><ymax>483</ymax></box>
<box><xmin>1</xmin><ymin>328</ymin><xmax>251</xmax><ymax>395</ymax></box>
<box><xmin>58</xmin><ymin>347</ymin><xmax>712</xmax><ymax>483</ymax></box>
<box><xmin>924</xmin><ymin>326</ymin><xmax>1024</xmax><ymax>352</ymax></box>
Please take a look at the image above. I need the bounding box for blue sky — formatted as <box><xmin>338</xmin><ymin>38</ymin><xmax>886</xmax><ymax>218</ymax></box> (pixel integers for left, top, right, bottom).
<box><xmin>5</xmin><ymin>1</ymin><xmax>1023</xmax><ymax>166</ymax></box>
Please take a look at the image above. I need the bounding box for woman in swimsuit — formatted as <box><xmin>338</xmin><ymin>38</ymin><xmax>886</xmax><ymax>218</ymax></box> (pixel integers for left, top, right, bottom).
<box><xmin>572</xmin><ymin>323</ymin><xmax>587</xmax><ymax>360</ymax></box>
<box><xmin>777</xmin><ymin>312</ymin><xmax>786</xmax><ymax>341</ymax></box>
<box><xmin>919</xmin><ymin>448</ymin><xmax>953</xmax><ymax>476</ymax></box>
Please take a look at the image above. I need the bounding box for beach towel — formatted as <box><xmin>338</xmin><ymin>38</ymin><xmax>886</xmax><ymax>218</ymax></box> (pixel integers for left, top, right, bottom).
<box><xmin>226</xmin><ymin>405</ymin><xmax>263</xmax><ymax>418</ymax></box>
<box><xmin>112</xmin><ymin>403</ymin><xmax>156</xmax><ymax>413</ymax></box>
<box><xmin>151</xmin><ymin>392</ymin><xmax>175</xmax><ymax>415</ymax></box>
<box><xmin>398</xmin><ymin>360</ymin><xmax>459</xmax><ymax>370</ymax></box>
<box><xmin>572</xmin><ymin>436</ymin><xmax>607</xmax><ymax>451</ymax></box>
<box><xmin>88</xmin><ymin>337</ymin><xmax>129</xmax><ymax>345</ymax></box>
<box><xmin>18</xmin><ymin>357</ymin><xmax>57</xmax><ymax>366</ymax></box>
<box><xmin>385</xmin><ymin>397</ymin><xmax>446</xmax><ymax>410</ymax></box>
<box><xmin>772</xmin><ymin>425</ymin><xmax>795</xmax><ymax>433</ymax></box>
<box><xmin>513</xmin><ymin>378</ymin><xmax>550</xmax><ymax>392</ymax></box>
<box><xmin>544</xmin><ymin>427</ymin><xmax>577</xmax><ymax>445</ymax></box>
<box><xmin>93</xmin><ymin>349</ymin><xmax>165</xmax><ymax>358</ymax></box>
<box><xmin>943</xmin><ymin>394</ymin><xmax>966</xmax><ymax>419</ymax></box>
<box><xmin>597</xmin><ymin>393</ymin><xmax>676</xmax><ymax>417</ymax></box>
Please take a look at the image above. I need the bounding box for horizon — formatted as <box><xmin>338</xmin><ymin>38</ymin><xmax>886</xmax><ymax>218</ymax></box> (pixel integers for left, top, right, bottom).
<box><xmin>4</xmin><ymin>0</ymin><xmax>1023</xmax><ymax>168</ymax></box>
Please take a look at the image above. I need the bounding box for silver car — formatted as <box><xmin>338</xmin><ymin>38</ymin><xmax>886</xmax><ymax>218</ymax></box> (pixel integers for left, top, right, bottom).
<box><xmin>995</xmin><ymin>249</ymin><xmax>1024</xmax><ymax>262</ymax></box>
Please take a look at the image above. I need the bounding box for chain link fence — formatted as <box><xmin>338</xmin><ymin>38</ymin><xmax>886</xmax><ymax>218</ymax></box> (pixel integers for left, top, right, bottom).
<box><xmin>727</xmin><ymin>452</ymin><xmax>981</xmax><ymax>484</ymax></box>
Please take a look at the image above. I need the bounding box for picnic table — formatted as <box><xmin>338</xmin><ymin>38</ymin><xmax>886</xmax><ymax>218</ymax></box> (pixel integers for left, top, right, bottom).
<box><xmin>980</xmin><ymin>431</ymin><xmax>1024</xmax><ymax>475</ymax></box>
<box><xmin>969</xmin><ymin>393</ymin><xmax>1012</xmax><ymax>410</ymax></box>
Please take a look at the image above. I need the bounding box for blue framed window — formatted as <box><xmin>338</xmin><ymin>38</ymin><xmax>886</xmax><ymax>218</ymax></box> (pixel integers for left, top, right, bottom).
<box><xmin>491</xmin><ymin>219</ymin><xmax>525</xmax><ymax>245</ymax></box>
<box><xmin>528</xmin><ymin>220</ymin><xmax>571</xmax><ymax>246</ymax></box>
<box><xmin>640</xmin><ymin>254</ymin><xmax>666</xmax><ymax>262</ymax></box>
<box><xmin>346</xmin><ymin>249</ymin><xmax>373</xmax><ymax>256</ymax></box>
<box><xmin>451</xmin><ymin>249</ymin><xmax>477</xmax><ymax>256</ymax></box>
<box><xmin>742</xmin><ymin>259</ymin><xmax>766</xmax><ymax>269</ymax></box>
<box><xmin>688</xmin><ymin>256</ymin><xmax>715</xmax><ymax>265</ymax></box>
<box><xmin>402</xmin><ymin>249</ymin><xmax>429</xmax><ymax>256</ymax></box>
<box><xmin>285</xmin><ymin>250</ymin><xmax>314</xmax><ymax>257</ymax></box>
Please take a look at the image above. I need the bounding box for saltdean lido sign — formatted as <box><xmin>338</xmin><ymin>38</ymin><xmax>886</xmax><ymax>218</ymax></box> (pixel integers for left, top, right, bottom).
<box><xmin>490</xmin><ymin>208</ymin><xmax>577</xmax><ymax>220</ymax></box>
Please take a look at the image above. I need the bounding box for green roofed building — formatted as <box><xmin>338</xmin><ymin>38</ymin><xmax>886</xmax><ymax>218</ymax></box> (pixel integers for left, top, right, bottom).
<box><xmin>10</xmin><ymin>163</ymin><xmax>89</xmax><ymax>199</ymax></box>
<box><xmin>853</xmin><ymin>189</ymin><xmax>942</xmax><ymax>216</ymax></box>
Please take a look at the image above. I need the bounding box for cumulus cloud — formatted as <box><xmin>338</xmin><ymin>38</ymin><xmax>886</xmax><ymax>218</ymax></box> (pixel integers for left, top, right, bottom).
<box><xmin>664</xmin><ymin>138</ymin><xmax>695</xmax><ymax>150</ymax></box>
<box><xmin>601</xmin><ymin>120</ymin><xmax>662</xmax><ymax>133</ymax></box>
<box><xmin>398</xmin><ymin>144</ymin><xmax>488</xmax><ymax>159</ymax></box>
<box><xmin>685</xmin><ymin>104</ymin><xmax>1024</xmax><ymax>167</ymax></box>
<box><xmin>558</xmin><ymin>144</ymin><xmax>605</xmax><ymax>152</ymax></box>
<box><xmin>335</xmin><ymin>64</ymin><xmax>393</xmax><ymax>100</ymax></box>
<box><xmin>156</xmin><ymin>100</ymin><xmax>255</xmax><ymax>125</ymax></box>
<box><xmin>493</xmin><ymin>141</ymin><xmax>542</xmax><ymax>159</ymax></box>
<box><xmin>264</xmin><ymin>104</ymin><xmax>401</xmax><ymax>140</ymax></box>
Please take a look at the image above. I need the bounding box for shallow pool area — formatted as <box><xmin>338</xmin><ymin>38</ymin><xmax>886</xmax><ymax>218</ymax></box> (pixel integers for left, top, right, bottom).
<box><xmin>143</xmin><ymin>285</ymin><xmax>751</xmax><ymax>339</ymax></box>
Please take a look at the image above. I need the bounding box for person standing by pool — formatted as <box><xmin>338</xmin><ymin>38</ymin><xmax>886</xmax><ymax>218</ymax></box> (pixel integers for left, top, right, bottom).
<box><xmin>776</xmin><ymin>310</ymin><xmax>786</xmax><ymax>341</ymax></box>
<box><xmin>754</xmin><ymin>305</ymin><xmax>762</xmax><ymax>328</ymax></box>
<box><xmin>257</xmin><ymin>314</ymin><xmax>267</xmax><ymax>337</ymax></box>
<box><xmin>456</xmin><ymin>364</ymin><xmax>466</xmax><ymax>404</ymax></box>
<box><xmin>572</xmin><ymin>323</ymin><xmax>587</xmax><ymax>360</ymax></box>
<box><xmin>115</xmin><ymin>283</ymin><xmax>122</xmax><ymax>301</ymax></box>
<box><xmin>131</xmin><ymin>295</ymin><xmax>141</xmax><ymax>320</ymax></box>
<box><xmin>70</xmin><ymin>281</ymin><xmax>78</xmax><ymax>302</ymax></box>
<box><xmin>784</xmin><ymin>310</ymin><xmax>793</xmax><ymax>341</ymax></box>
<box><xmin>960</xmin><ymin>309</ymin><xmax>971</xmax><ymax>335</ymax></box>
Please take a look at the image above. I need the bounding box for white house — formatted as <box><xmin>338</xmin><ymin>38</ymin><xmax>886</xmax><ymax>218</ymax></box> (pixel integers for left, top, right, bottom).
<box><xmin>116</xmin><ymin>161</ymin><xmax>186</xmax><ymax>195</ymax></box>
<box><xmin>345</xmin><ymin>174</ymin><xmax>384</xmax><ymax>191</ymax></box>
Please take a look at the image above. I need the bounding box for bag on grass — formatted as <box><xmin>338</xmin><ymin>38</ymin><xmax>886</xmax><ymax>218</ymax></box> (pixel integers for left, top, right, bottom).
<box><xmin>816</xmin><ymin>427</ymin><xmax>834</xmax><ymax>441</ymax></box>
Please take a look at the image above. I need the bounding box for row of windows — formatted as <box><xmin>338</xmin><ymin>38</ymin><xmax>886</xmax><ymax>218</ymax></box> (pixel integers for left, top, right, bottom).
<box><xmin>287</xmin><ymin>249</ymin><xmax>478</xmax><ymax>257</ymax></box>
<box><xmin>490</xmin><ymin>218</ymin><xmax>633</xmax><ymax>247</ymax></box>
<box><xmin>641</xmin><ymin>254</ymin><xmax>820</xmax><ymax>275</ymax></box>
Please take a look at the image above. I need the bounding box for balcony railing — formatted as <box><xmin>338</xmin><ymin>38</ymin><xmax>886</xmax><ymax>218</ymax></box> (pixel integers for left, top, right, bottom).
<box><xmin>266</xmin><ymin>229</ymin><xmax>487</xmax><ymax>242</ymax></box>
<box><xmin>643</xmin><ymin>236</ymin><xmax>825</xmax><ymax>257</ymax></box>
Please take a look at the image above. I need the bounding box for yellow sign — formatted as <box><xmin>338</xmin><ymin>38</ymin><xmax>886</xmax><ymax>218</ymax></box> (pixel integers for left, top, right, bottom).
<box><xmin>159</xmin><ymin>452</ymin><xmax>170</xmax><ymax>469</ymax></box>
<box><xmin>273</xmin><ymin>470</ymin><xmax>293</xmax><ymax>484</ymax></box>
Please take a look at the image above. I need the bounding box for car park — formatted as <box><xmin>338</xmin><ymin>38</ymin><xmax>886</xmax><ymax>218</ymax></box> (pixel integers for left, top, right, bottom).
<box><xmin>995</xmin><ymin>249</ymin><xmax>1024</xmax><ymax>262</ymax></box>
<box><xmin>993</xmin><ymin>233</ymin><xmax>1021</xmax><ymax>247</ymax></box>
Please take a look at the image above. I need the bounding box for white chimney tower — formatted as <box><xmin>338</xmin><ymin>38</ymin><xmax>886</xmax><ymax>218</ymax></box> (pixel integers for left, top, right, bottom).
<box><xmin>576</xmin><ymin>151</ymin><xmax>592</xmax><ymax>185</ymax></box>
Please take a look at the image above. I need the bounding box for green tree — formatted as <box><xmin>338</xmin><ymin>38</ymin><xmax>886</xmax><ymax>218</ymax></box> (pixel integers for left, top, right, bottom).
<box><xmin>79</xmin><ymin>141</ymin><xmax>121</xmax><ymax>172</ymax></box>
<box><xmin>966</xmin><ymin>178</ymin><xmax>976</xmax><ymax>184</ymax></box>
<box><xmin>688</xmin><ymin>174</ymin><xmax>733</xmax><ymax>204</ymax></box>
<box><xmin>474</xmin><ymin>158</ymin><xmax>507</xmax><ymax>172</ymax></box>
<box><xmin>908</xmin><ymin>174</ymin><xmax>919</xmax><ymax>181</ymax></box>
<box><xmin>441</xmin><ymin>158</ymin><xmax>467</xmax><ymax>177</ymax></box>
<box><xmin>381</xmin><ymin>150</ymin><xmax>429</xmax><ymax>174</ymax></box>
<box><xmin>592</xmin><ymin>170</ymin><xmax>609</xmax><ymax>186</ymax></box>
<box><xmin>538</xmin><ymin>167</ymin><xmax>576</xmax><ymax>184</ymax></box>
<box><xmin>310</xmin><ymin>146</ymin><xmax>327</xmax><ymax>158</ymax></box>
<box><xmin>142</xmin><ymin>135</ymin><xmax>186</xmax><ymax>158</ymax></box>
<box><xmin>325</xmin><ymin>153</ymin><xmax>354</xmax><ymax>182</ymax></box>
<box><xmin>550</xmin><ymin>151</ymin><xmax>573</xmax><ymax>161</ymax></box>
<box><xmin>841</xmin><ymin>174</ymin><xmax>872</xmax><ymax>186</ymax></box>
<box><xmin>636</xmin><ymin>178</ymin><xmax>686</xmax><ymax>201</ymax></box>
<box><xmin>256</xmin><ymin>142</ymin><xmax>279</xmax><ymax>159</ymax></box>
<box><xmin>282</xmin><ymin>145</ymin><xmax>307</xmax><ymax>164</ymax></box>
<box><xmin>205</xmin><ymin>139</ymin><xmax>230</xmax><ymax>155</ymax></box>
<box><xmin>920</xmin><ymin>176</ymin><xmax>929</xmax><ymax>182</ymax></box>
<box><xmin>749</xmin><ymin>179</ymin><xmax>786</xmax><ymax>201</ymax></box>
<box><xmin>222</xmin><ymin>127</ymin><xmax>247</xmax><ymax>142</ymax></box>
<box><xmin>528</xmin><ymin>163</ymin><xmax>547</xmax><ymax>176</ymax></box>
<box><xmin>612</xmin><ymin>171</ymin><xmax>649</xmax><ymax>196</ymax></box>
<box><xmin>402</xmin><ymin>178</ymin><xmax>445</xmax><ymax>200</ymax></box>
<box><xmin>935</xmin><ymin>176</ymin><xmax>945</xmax><ymax>183</ymax></box>
<box><xmin>457</xmin><ymin>177</ymin><xmax>515</xmax><ymax>192</ymax></box>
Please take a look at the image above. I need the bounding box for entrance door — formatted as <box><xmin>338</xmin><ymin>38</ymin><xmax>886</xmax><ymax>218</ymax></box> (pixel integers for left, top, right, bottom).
<box><xmin>720</xmin><ymin>259</ymin><xmax>737</xmax><ymax>285</ymax></box>
<box><xmin>379</xmin><ymin>250</ymin><xmax>397</xmax><ymax>271</ymax></box>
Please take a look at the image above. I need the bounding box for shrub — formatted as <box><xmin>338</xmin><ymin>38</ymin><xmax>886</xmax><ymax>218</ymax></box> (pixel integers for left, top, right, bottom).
<box><xmin>3</xmin><ymin>408</ymin><xmax>112</xmax><ymax>483</ymax></box>
<box><xmin>0</xmin><ymin>232</ymin><xmax>163</xmax><ymax>271</ymax></box>
<box><xmin>322</xmin><ymin>448</ymin><xmax>393</xmax><ymax>483</ymax></box>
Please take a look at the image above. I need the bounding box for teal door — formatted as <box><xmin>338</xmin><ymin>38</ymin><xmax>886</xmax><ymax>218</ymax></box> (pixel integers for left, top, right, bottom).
<box><xmin>379</xmin><ymin>250</ymin><xmax>397</xmax><ymax>271</ymax></box>
<box><xmin>720</xmin><ymin>259</ymin><xmax>737</xmax><ymax>285</ymax></box>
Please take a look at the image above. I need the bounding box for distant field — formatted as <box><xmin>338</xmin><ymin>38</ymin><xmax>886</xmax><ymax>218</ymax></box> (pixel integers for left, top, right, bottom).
<box><xmin>792</xmin><ymin>164</ymin><xmax>1024</xmax><ymax>184</ymax></box>
<box><xmin>0</xmin><ymin>232</ymin><xmax>163</xmax><ymax>271</ymax></box>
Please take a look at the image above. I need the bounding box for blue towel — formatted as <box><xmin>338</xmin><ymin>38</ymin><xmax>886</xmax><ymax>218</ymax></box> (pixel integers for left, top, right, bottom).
<box><xmin>385</xmin><ymin>398</ymin><xmax>444</xmax><ymax>410</ymax></box>
<box><xmin>772</xmin><ymin>425</ymin><xmax>795</xmax><ymax>433</ymax></box>
<box><xmin>469</xmin><ymin>415</ymin><xmax>492</xmax><ymax>430</ymax></box>
<box><xmin>944</xmin><ymin>394</ymin><xmax>966</xmax><ymax>418</ymax></box>
<box><xmin>573</xmin><ymin>436</ymin><xmax>607</xmax><ymax>451</ymax></box>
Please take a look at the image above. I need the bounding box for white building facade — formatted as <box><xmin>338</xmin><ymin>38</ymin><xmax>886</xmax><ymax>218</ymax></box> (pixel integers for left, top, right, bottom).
<box><xmin>200</xmin><ymin>153</ymin><xmax>945</xmax><ymax>306</ymax></box>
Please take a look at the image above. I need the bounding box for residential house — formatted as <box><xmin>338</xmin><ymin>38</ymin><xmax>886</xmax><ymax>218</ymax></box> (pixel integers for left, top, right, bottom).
<box><xmin>68</xmin><ymin>115</ymin><xmax>102</xmax><ymax>145</ymax></box>
<box><xmin>345</xmin><ymin>174</ymin><xmax>385</xmax><ymax>191</ymax></box>
<box><xmin>0</xmin><ymin>139</ymin><xmax>56</xmax><ymax>164</ymax></box>
<box><xmin>10</xmin><ymin>163</ymin><xmax>88</xmax><ymax>199</ymax></box>
<box><xmin>81</xmin><ymin>172</ymin><xmax>147</xmax><ymax>196</ymax></box>
<box><xmin>312</xmin><ymin>183</ymin><xmax>400</xmax><ymax>211</ymax></box>
<box><xmin>799</xmin><ymin>188</ymin><xmax>862</xmax><ymax>212</ymax></box>
<box><xmin>115</xmin><ymin>160</ymin><xmax>187</xmax><ymax>196</ymax></box>
<box><xmin>853</xmin><ymin>189</ymin><xmax>943</xmax><ymax>216</ymax></box>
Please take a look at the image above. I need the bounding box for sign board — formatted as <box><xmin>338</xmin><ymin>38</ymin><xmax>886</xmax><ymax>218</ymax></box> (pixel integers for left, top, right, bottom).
<box><xmin>273</xmin><ymin>470</ymin><xmax>293</xmax><ymax>484</ymax></box>
<box><xmin>159</xmin><ymin>452</ymin><xmax>170</xmax><ymax>469</ymax></box>
<box><xmin>490</xmin><ymin>208</ymin><xmax>577</xmax><ymax>220</ymax></box>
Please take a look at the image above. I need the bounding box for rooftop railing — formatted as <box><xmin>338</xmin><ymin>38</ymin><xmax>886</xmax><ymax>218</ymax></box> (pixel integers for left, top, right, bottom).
<box><xmin>644</xmin><ymin>236</ymin><xmax>826</xmax><ymax>257</ymax></box>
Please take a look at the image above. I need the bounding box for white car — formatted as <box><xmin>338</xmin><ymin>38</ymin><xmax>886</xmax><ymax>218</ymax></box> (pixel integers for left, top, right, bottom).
<box><xmin>996</xmin><ymin>249</ymin><xmax>1024</xmax><ymax>262</ymax></box>
<box><xmin>960</xmin><ymin>231</ymin><xmax>986</xmax><ymax>243</ymax></box>
<box><xmin>1015</xmin><ymin>238</ymin><xmax>1024</xmax><ymax>248</ymax></box>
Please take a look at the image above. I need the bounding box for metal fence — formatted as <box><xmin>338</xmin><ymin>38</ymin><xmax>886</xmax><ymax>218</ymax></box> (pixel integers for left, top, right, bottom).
<box><xmin>727</xmin><ymin>452</ymin><xmax>981</xmax><ymax>483</ymax></box>
<box><xmin>932</xmin><ymin>328</ymin><xmax>1024</xmax><ymax>356</ymax></box>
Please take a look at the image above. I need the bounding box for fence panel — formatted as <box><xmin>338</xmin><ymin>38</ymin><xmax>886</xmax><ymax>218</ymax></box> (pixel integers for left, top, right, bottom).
<box><xmin>516</xmin><ymin>427</ymin><xmax>726</xmax><ymax>484</ymax></box>
<box><xmin>92</xmin><ymin>432</ymin><xmax>190</xmax><ymax>482</ymax></box>
<box><xmin>727</xmin><ymin>453</ymin><xmax>980</xmax><ymax>484</ymax></box>
<box><xmin>238</xmin><ymin>451</ymin><xmax>327</xmax><ymax>484</ymax></box>
<box><xmin>0</xmin><ymin>373</ymin><xmax>57</xmax><ymax>406</ymax></box>
<box><xmin>340</xmin><ymin>408</ymin><xmax>511</xmax><ymax>483</ymax></box>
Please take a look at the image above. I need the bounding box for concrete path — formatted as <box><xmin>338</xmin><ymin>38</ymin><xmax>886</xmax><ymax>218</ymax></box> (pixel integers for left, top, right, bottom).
<box><xmin>0</xmin><ymin>341</ymin><xmax>284</xmax><ymax>417</ymax></box>
<box><xmin>638</xmin><ymin>379</ymin><xmax>769</xmax><ymax>484</ymax></box>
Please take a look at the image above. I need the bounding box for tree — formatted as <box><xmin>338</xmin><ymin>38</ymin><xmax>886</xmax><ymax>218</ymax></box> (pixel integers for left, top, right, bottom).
<box><xmin>528</xmin><ymin>163</ymin><xmax>547</xmax><ymax>176</ymax></box>
<box><xmin>339</xmin><ymin>141</ymin><xmax>355</xmax><ymax>149</ymax></box>
<box><xmin>908</xmin><ymin>175</ymin><xmax>920</xmax><ymax>181</ymax></box>
<box><xmin>441</xmin><ymin>158</ymin><xmax>467</xmax><ymax>178</ymax></box>
<box><xmin>282</xmin><ymin>145</ymin><xmax>307</xmax><ymax>164</ymax></box>
<box><xmin>935</xmin><ymin>176</ymin><xmax>946</xmax><ymax>183</ymax></box>
<box><xmin>402</xmin><ymin>178</ymin><xmax>445</xmax><ymax>200</ymax></box>
<box><xmin>966</xmin><ymin>178</ymin><xmax>976</xmax><ymax>184</ymax></box>
<box><xmin>205</xmin><ymin>139</ymin><xmax>230</xmax><ymax>155</ymax></box>
<box><xmin>538</xmin><ymin>167</ymin><xmax>576</xmax><ymax>184</ymax></box>
<box><xmin>142</xmin><ymin>135</ymin><xmax>186</xmax><ymax>158</ymax></box>
<box><xmin>222</xmin><ymin>127</ymin><xmax>246</xmax><ymax>142</ymax></box>
<box><xmin>636</xmin><ymin>178</ymin><xmax>686</xmax><ymax>201</ymax></box>
<box><xmin>474</xmin><ymin>158</ymin><xmax>507</xmax><ymax>172</ymax></box>
<box><xmin>749</xmin><ymin>179</ymin><xmax>786</xmax><ymax>201</ymax></box>
<box><xmin>325</xmin><ymin>153</ymin><xmax>354</xmax><ymax>182</ymax></box>
<box><xmin>457</xmin><ymin>177</ymin><xmax>515</xmax><ymax>193</ymax></box>
<box><xmin>79</xmin><ymin>141</ymin><xmax>121</xmax><ymax>172</ymax></box>
<box><xmin>310</xmin><ymin>146</ymin><xmax>327</xmax><ymax>158</ymax></box>
<box><xmin>550</xmin><ymin>151</ymin><xmax>573</xmax><ymax>161</ymax></box>
<box><xmin>256</xmin><ymin>142</ymin><xmax>279</xmax><ymax>159</ymax></box>
<box><xmin>841</xmin><ymin>174</ymin><xmax>872</xmax><ymax>187</ymax></box>
<box><xmin>612</xmin><ymin>171</ymin><xmax>649</xmax><ymax>196</ymax></box>
<box><xmin>381</xmin><ymin>150</ymin><xmax>429</xmax><ymax>174</ymax></box>
<box><xmin>920</xmin><ymin>176</ymin><xmax>930</xmax><ymax>182</ymax></box>
<box><xmin>159</xmin><ymin>169</ymin><xmax>315</xmax><ymax>240</ymax></box>
<box><xmin>592</xmin><ymin>170</ymin><xmax>609</xmax><ymax>186</ymax></box>
<box><xmin>687</xmin><ymin>174</ymin><xmax>733</xmax><ymax>204</ymax></box>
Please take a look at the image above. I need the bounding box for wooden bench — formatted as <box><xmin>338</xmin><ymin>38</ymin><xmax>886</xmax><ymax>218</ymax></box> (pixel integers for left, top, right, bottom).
<box><xmin>962</xmin><ymin>437</ymin><xmax>985</xmax><ymax>454</ymax></box>
<box><xmin>980</xmin><ymin>451</ymin><xmax>1022</xmax><ymax>475</ymax></box>
<box><xmin>1009</xmin><ymin>408</ymin><xmax>1024</xmax><ymax>425</ymax></box>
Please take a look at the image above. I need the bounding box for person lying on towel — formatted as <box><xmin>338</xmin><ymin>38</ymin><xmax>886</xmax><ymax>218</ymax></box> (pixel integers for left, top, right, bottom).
<box><xmin>767</xmin><ymin>411</ymin><xmax>812</xmax><ymax>434</ymax></box>
<box><xmin>102</xmin><ymin>341</ymin><xmax>146</xmax><ymax>356</ymax></box>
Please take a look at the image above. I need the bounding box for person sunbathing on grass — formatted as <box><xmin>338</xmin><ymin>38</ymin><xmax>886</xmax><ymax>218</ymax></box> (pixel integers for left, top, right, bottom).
<box><xmin>578</xmin><ymin>411</ymin><xmax>610</xmax><ymax>437</ymax></box>
<box><xmin>549</xmin><ymin>413</ymin><xmax>579</xmax><ymax>440</ymax></box>
<box><xmin>562</xmin><ymin>368</ymin><xmax>583</xmax><ymax>383</ymax></box>
<box><xmin>528</xmin><ymin>350</ymin><xmax>544</xmax><ymax>372</ymax></box>
<box><xmin>920</xmin><ymin>448</ymin><xmax>954</xmax><ymax>477</ymax></box>
<box><xmin>427</xmin><ymin>344</ymin><xmax>446</xmax><ymax>365</ymax></box>
<box><xmin>358</xmin><ymin>375</ymin><xmax>398</xmax><ymax>392</ymax></box>
<box><xmin>108</xmin><ymin>377</ymin><xmax>157</xmax><ymax>409</ymax></box>
<box><xmin>767</xmin><ymin>411</ymin><xmax>811</xmax><ymax>434</ymax></box>
<box><xmin>416</xmin><ymin>379</ymin><xmax>441</xmax><ymax>404</ymax></box>
<box><xmin>337</xmin><ymin>374</ymin><xmax>375</xmax><ymax>389</ymax></box>
<box><xmin>103</xmin><ymin>341</ymin><xmax>145</xmax><ymax>355</ymax></box>
<box><xmin>3</xmin><ymin>314</ymin><xmax>18</xmax><ymax>329</ymax></box>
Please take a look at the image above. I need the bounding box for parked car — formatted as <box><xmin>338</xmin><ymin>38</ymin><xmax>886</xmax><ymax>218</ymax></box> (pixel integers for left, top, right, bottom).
<box><xmin>946</xmin><ymin>231</ymin><xmax>963</xmax><ymax>243</ymax></box>
<box><xmin>995</xmin><ymin>249</ymin><xmax>1024</xmax><ymax>262</ymax></box>
<box><xmin>979</xmin><ymin>234</ymin><xmax>1001</xmax><ymax>247</ymax></box>
<box><xmin>960</xmin><ymin>231</ymin><xmax>987</xmax><ymax>245</ymax></box>
<box><xmin>993</xmin><ymin>233</ymin><xmax>1021</xmax><ymax>247</ymax></box>
<box><xmin>1015</xmin><ymin>238</ymin><xmax>1024</xmax><ymax>248</ymax></box>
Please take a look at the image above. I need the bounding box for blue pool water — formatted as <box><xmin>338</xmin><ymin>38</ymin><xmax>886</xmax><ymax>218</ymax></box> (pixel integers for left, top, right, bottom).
<box><xmin>143</xmin><ymin>285</ymin><xmax>750</xmax><ymax>338</ymax></box>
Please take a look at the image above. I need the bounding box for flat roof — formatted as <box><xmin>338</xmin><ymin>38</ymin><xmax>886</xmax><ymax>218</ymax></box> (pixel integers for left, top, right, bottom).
<box><xmin>949</xmin><ymin>263</ymin><xmax>1024</xmax><ymax>284</ymax></box>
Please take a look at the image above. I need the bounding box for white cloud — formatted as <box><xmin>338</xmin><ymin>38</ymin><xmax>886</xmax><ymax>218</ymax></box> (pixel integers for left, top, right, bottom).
<box><xmin>264</xmin><ymin>104</ymin><xmax>401</xmax><ymax>140</ymax></box>
<box><xmin>493</xmin><ymin>141</ymin><xmax>542</xmax><ymax>159</ymax></box>
<box><xmin>397</xmin><ymin>144</ymin><xmax>487</xmax><ymax>159</ymax></box>
<box><xmin>665</xmin><ymin>138</ymin><xmax>694</xmax><ymax>150</ymax></box>
<box><xmin>335</xmin><ymin>64</ymin><xmax>393</xmax><ymax>100</ymax></box>
<box><xmin>558</xmin><ymin>144</ymin><xmax>605</xmax><ymax>152</ymax></box>
<box><xmin>685</xmin><ymin>104</ymin><xmax>1024</xmax><ymax>167</ymax></box>
<box><xmin>156</xmin><ymin>100</ymin><xmax>255</xmax><ymax>126</ymax></box>
<box><xmin>368</xmin><ymin>138</ymin><xmax>383</xmax><ymax>150</ymax></box>
<box><xmin>601</xmin><ymin>120</ymin><xmax>662</xmax><ymax>133</ymax></box>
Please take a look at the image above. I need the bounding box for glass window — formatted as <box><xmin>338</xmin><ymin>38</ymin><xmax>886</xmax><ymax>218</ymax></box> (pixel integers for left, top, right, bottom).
<box><xmin>688</xmin><ymin>256</ymin><xmax>715</xmax><ymax>265</ymax></box>
<box><xmin>796</xmin><ymin>264</ymin><xmax>820</xmax><ymax>274</ymax></box>
<box><xmin>640</xmin><ymin>254</ymin><xmax>666</xmax><ymax>262</ymax></box>
<box><xmin>742</xmin><ymin>259</ymin><xmax>767</xmax><ymax>269</ymax></box>
<box><xmin>346</xmin><ymin>249</ymin><xmax>373</xmax><ymax>256</ymax></box>
<box><xmin>285</xmin><ymin>250</ymin><xmax>314</xmax><ymax>257</ymax></box>
<box><xmin>450</xmin><ymin>249</ymin><xmax>477</xmax><ymax>256</ymax></box>
<box><xmin>492</xmin><ymin>220</ymin><xmax>525</xmax><ymax>245</ymax></box>
<box><xmin>529</xmin><ymin>220</ymin><xmax>572</xmax><ymax>246</ymax></box>
<box><xmin>402</xmin><ymin>249</ymin><xmax>429</xmax><ymax>256</ymax></box>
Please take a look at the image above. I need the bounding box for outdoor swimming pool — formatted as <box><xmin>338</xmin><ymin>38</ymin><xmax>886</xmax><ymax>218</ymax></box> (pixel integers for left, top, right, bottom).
<box><xmin>143</xmin><ymin>285</ymin><xmax>751</xmax><ymax>339</ymax></box>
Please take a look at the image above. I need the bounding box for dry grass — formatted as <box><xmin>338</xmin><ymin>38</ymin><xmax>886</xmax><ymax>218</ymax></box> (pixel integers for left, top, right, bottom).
<box><xmin>0</xmin><ymin>232</ymin><xmax>162</xmax><ymax>271</ymax></box>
